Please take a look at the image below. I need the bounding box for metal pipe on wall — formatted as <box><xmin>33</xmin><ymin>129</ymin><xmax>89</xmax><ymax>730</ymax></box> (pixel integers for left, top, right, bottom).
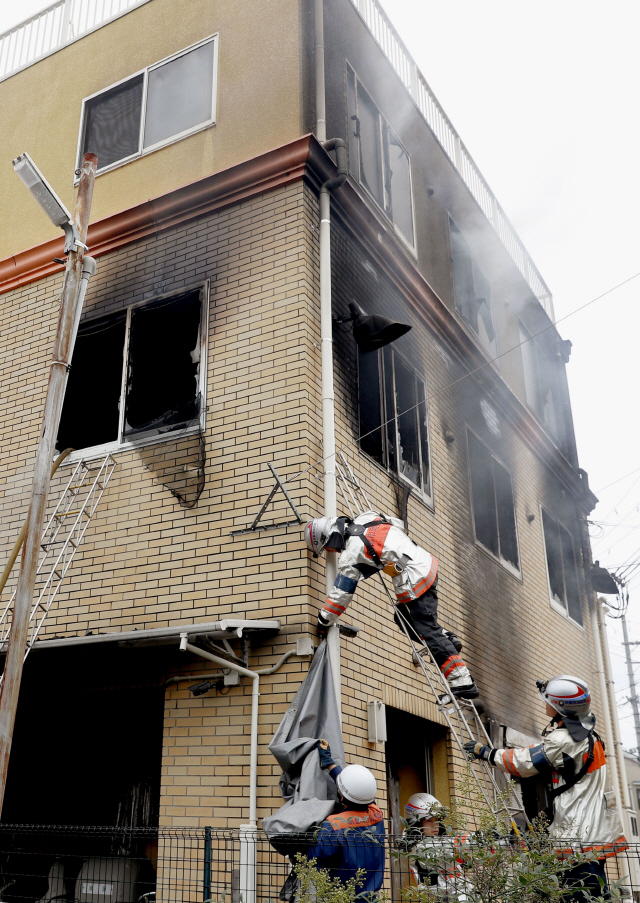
<box><xmin>598</xmin><ymin>601</ymin><xmax>632</xmax><ymax>809</ymax></box>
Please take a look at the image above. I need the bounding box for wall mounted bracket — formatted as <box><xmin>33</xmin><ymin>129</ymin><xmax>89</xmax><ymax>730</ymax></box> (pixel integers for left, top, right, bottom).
<box><xmin>231</xmin><ymin>463</ymin><xmax>303</xmax><ymax>535</ymax></box>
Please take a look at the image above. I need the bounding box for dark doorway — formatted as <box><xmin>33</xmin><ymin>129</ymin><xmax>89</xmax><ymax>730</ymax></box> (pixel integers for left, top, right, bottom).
<box><xmin>2</xmin><ymin>646</ymin><xmax>166</xmax><ymax>827</ymax></box>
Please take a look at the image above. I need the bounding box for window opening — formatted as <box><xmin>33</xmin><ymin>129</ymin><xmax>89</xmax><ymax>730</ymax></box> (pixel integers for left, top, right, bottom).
<box><xmin>449</xmin><ymin>218</ymin><xmax>496</xmax><ymax>355</ymax></box>
<box><xmin>346</xmin><ymin>63</ymin><xmax>415</xmax><ymax>246</ymax></box>
<box><xmin>358</xmin><ymin>345</ymin><xmax>431</xmax><ymax>499</ymax></box>
<box><xmin>541</xmin><ymin>507</ymin><xmax>582</xmax><ymax>625</ymax></box>
<box><xmin>57</xmin><ymin>287</ymin><xmax>206</xmax><ymax>457</ymax></box>
<box><xmin>467</xmin><ymin>429</ymin><xmax>519</xmax><ymax>571</ymax></box>
<box><xmin>631</xmin><ymin>815</ymin><xmax>638</xmax><ymax>837</ymax></box>
<box><xmin>519</xmin><ymin>321</ymin><xmax>561</xmax><ymax>440</ymax></box>
<box><xmin>78</xmin><ymin>36</ymin><xmax>217</xmax><ymax>174</ymax></box>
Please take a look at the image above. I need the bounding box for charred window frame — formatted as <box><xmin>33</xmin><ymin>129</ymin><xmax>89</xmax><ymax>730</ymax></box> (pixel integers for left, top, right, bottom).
<box><xmin>346</xmin><ymin>63</ymin><xmax>415</xmax><ymax>249</ymax></box>
<box><xmin>358</xmin><ymin>345</ymin><xmax>432</xmax><ymax>500</ymax></box>
<box><xmin>540</xmin><ymin>507</ymin><xmax>583</xmax><ymax>626</ymax></box>
<box><xmin>467</xmin><ymin>429</ymin><xmax>520</xmax><ymax>574</ymax></box>
<box><xmin>449</xmin><ymin>217</ymin><xmax>497</xmax><ymax>356</ymax></box>
<box><xmin>56</xmin><ymin>282</ymin><xmax>209</xmax><ymax>460</ymax></box>
<box><xmin>76</xmin><ymin>34</ymin><xmax>218</xmax><ymax>178</ymax></box>
<box><xmin>519</xmin><ymin>321</ymin><xmax>562</xmax><ymax>442</ymax></box>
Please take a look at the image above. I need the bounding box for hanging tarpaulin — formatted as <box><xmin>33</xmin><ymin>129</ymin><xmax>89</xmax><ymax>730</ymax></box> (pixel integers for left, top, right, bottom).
<box><xmin>262</xmin><ymin>639</ymin><xmax>344</xmax><ymax>849</ymax></box>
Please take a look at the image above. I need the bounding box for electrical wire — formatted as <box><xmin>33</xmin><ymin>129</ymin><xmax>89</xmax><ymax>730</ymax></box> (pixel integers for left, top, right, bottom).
<box><xmin>594</xmin><ymin>466</ymin><xmax>640</xmax><ymax>495</ymax></box>
<box><xmin>282</xmin><ymin>269</ymin><xmax>640</xmax><ymax>488</ymax></box>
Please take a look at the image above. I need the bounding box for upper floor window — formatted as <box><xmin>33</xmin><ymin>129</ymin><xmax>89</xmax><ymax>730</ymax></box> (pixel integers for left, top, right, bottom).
<box><xmin>449</xmin><ymin>218</ymin><xmax>496</xmax><ymax>355</ymax></box>
<box><xmin>358</xmin><ymin>345</ymin><xmax>431</xmax><ymax>499</ymax></box>
<box><xmin>56</xmin><ymin>285</ymin><xmax>208</xmax><ymax>457</ymax></box>
<box><xmin>78</xmin><ymin>35</ymin><xmax>218</xmax><ymax>176</ymax></box>
<box><xmin>346</xmin><ymin>64</ymin><xmax>415</xmax><ymax>248</ymax></box>
<box><xmin>519</xmin><ymin>321</ymin><xmax>561</xmax><ymax>441</ymax></box>
<box><xmin>467</xmin><ymin>429</ymin><xmax>519</xmax><ymax>573</ymax></box>
<box><xmin>541</xmin><ymin>507</ymin><xmax>582</xmax><ymax>625</ymax></box>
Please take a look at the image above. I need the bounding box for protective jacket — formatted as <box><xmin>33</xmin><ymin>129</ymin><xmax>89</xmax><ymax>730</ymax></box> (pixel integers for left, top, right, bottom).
<box><xmin>321</xmin><ymin>512</ymin><xmax>438</xmax><ymax>625</ymax></box>
<box><xmin>400</xmin><ymin>829</ymin><xmax>474</xmax><ymax>901</ymax></box>
<box><xmin>307</xmin><ymin>764</ymin><xmax>385</xmax><ymax>895</ymax></box>
<box><xmin>491</xmin><ymin>723</ymin><xmax>626</xmax><ymax>856</ymax></box>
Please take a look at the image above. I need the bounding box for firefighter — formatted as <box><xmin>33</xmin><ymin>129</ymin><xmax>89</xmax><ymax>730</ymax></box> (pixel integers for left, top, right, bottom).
<box><xmin>400</xmin><ymin>792</ymin><xmax>473</xmax><ymax>900</ymax></box>
<box><xmin>305</xmin><ymin>511</ymin><xmax>479</xmax><ymax>699</ymax></box>
<box><xmin>464</xmin><ymin>675</ymin><xmax>627</xmax><ymax>900</ymax></box>
<box><xmin>307</xmin><ymin>740</ymin><xmax>385</xmax><ymax>897</ymax></box>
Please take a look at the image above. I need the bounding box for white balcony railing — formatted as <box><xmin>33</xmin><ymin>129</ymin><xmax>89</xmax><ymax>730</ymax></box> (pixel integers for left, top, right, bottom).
<box><xmin>350</xmin><ymin>0</ymin><xmax>554</xmax><ymax>320</ymax></box>
<box><xmin>0</xmin><ymin>0</ymin><xmax>151</xmax><ymax>82</ymax></box>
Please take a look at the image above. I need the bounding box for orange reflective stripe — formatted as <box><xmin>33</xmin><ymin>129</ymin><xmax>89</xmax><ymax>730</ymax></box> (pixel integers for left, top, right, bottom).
<box><xmin>413</xmin><ymin>557</ymin><xmax>439</xmax><ymax>596</ymax></box>
<box><xmin>442</xmin><ymin>655</ymin><xmax>465</xmax><ymax>678</ymax></box>
<box><xmin>324</xmin><ymin>600</ymin><xmax>345</xmax><ymax>614</ymax></box>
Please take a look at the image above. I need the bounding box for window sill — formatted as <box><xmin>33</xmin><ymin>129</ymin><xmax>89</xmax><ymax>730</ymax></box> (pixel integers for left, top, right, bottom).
<box><xmin>73</xmin><ymin>119</ymin><xmax>216</xmax><ymax>185</ymax></box>
<box><xmin>549</xmin><ymin>597</ymin><xmax>585</xmax><ymax>631</ymax></box>
<box><xmin>452</xmin><ymin>310</ymin><xmax>501</xmax><ymax>367</ymax></box>
<box><xmin>474</xmin><ymin>540</ymin><xmax>522</xmax><ymax>582</ymax></box>
<box><xmin>57</xmin><ymin>423</ymin><xmax>202</xmax><ymax>467</ymax></box>
<box><xmin>357</xmin><ymin>448</ymin><xmax>434</xmax><ymax>513</ymax></box>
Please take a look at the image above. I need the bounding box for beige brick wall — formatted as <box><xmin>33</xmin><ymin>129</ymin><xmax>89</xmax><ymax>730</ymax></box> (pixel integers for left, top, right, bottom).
<box><xmin>0</xmin><ymin>178</ymin><xmax>603</xmax><ymax>830</ymax></box>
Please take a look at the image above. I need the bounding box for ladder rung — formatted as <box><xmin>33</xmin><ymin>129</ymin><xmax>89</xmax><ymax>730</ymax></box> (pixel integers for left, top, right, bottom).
<box><xmin>54</xmin><ymin>509</ymin><xmax>88</xmax><ymax>518</ymax></box>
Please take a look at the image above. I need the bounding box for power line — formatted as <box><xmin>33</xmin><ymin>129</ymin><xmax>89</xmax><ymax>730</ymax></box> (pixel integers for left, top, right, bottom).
<box><xmin>594</xmin><ymin>466</ymin><xmax>640</xmax><ymax>496</ymax></box>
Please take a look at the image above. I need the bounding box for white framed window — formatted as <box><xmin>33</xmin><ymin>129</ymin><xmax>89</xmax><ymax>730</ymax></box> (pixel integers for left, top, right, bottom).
<box><xmin>77</xmin><ymin>35</ymin><xmax>218</xmax><ymax>177</ymax></box>
<box><xmin>56</xmin><ymin>282</ymin><xmax>209</xmax><ymax>460</ymax></box>
<box><xmin>449</xmin><ymin>217</ymin><xmax>497</xmax><ymax>356</ymax></box>
<box><xmin>540</xmin><ymin>506</ymin><xmax>583</xmax><ymax>626</ymax></box>
<box><xmin>519</xmin><ymin>320</ymin><xmax>562</xmax><ymax>441</ymax></box>
<box><xmin>346</xmin><ymin>63</ymin><xmax>415</xmax><ymax>249</ymax></box>
<box><xmin>358</xmin><ymin>344</ymin><xmax>432</xmax><ymax>501</ymax></box>
<box><xmin>467</xmin><ymin>428</ymin><xmax>520</xmax><ymax>575</ymax></box>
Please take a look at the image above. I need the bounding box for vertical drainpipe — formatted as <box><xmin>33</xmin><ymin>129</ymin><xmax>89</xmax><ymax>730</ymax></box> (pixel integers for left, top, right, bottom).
<box><xmin>315</xmin><ymin>0</ymin><xmax>347</xmax><ymax>717</ymax></box>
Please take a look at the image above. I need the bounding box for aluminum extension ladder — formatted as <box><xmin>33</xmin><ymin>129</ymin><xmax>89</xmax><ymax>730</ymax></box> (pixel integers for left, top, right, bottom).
<box><xmin>334</xmin><ymin>451</ymin><xmax>528</xmax><ymax>832</ymax></box>
<box><xmin>0</xmin><ymin>454</ymin><xmax>116</xmax><ymax>664</ymax></box>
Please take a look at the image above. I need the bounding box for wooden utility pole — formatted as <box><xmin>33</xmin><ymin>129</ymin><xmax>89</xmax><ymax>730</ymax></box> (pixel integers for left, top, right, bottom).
<box><xmin>0</xmin><ymin>153</ymin><xmax>97</xmax><ymax>812</ymax></box>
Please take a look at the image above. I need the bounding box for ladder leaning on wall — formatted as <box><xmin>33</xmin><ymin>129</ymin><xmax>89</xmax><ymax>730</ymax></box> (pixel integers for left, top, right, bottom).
<box><xmin>0</xmin><ymin>454</ymin><xmax>116</xmax><ymax>670</ymax></box>
<box><xmin>334</xmin><ymin>451</ymin><xmax>528</xmax><ymax>832</ymax></box>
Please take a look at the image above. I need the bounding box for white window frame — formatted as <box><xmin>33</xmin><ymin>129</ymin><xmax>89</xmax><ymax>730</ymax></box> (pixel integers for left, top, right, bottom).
<box><xmin>539</xmin><ymin>504</ymin><xmax>585</xmax><ymax>629</ymax></box>
<box><xmin>357</xmin><ymin>345</ymin><xmax>433</xmax><ymax>505</ymax></box>
<box><xmin>466</xmin><ymin>427</ymin><xmax>521</xmax><ymax>579</ymax></box>
<box><xmin>63</xmin><ymin>280</ymin><xmax>209</xmax><ymax>464</ymax></box>
<box><xmin>346</xmin><ymin>61</ymin><xmax>417</xmax><ymax>253</ymax></box>
<box><xmin>75</xmin><ymin>34</ymin><xmax>219</xmax><ymax>181</ymax></box>
<box><xmin>448</xmin><ymin>215</ymin><xmax>498</xmax><ymax>360</ymax></box>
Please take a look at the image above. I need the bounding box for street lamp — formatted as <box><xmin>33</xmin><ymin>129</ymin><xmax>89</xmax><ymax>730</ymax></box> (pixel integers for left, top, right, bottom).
<box><xmin>12</xmin><ymin>152</ymin><xmax>86</xmax><ymax>253</ymax></box>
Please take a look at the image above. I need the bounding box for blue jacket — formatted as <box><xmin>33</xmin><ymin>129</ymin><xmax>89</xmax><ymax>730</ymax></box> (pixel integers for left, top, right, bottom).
<box><xmin>307</xmin><ymin>767</ymin><xmax>386</xmax><ymax>895</ymax></box>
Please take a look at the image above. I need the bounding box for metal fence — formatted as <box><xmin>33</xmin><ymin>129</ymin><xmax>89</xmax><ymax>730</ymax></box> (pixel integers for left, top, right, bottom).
<box><xmin>0</xmin><ymin>0</ymin><xmax>151</xmax><ymax>81</ymax></box>
<box><xmin>0</xmin><ymin>826</ymin><xmax>639</xmax><ymax>903</ymax></box>
<box><xmin>347</xmin><ymin>0</ymin><xmax>555</xmax><ymax>321</ymax></box>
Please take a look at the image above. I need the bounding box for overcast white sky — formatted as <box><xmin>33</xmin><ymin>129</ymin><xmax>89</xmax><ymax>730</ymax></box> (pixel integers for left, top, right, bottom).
<box><xmin>2</xmin><ymin>0</ymin><xmax>640</xmax><ymax>746</ymax></box>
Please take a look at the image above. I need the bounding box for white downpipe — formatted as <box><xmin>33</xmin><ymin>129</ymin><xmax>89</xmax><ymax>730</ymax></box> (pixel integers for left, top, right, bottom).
<box><xmin>597</xmin><ymin>602</ymin><xmax>632</xmax><ymax>809</ymax></box>
<box><xmin>588</xmin><ymin>604</ymin><xmax>624</xmax><ymax>822</ymax></box>
<box><xmin>314</xmin><ymin>0</ymin><xmax>326</xmax><ymax>143</ymax></box>
<box><xmin>320</xmin><ymin>185</ymin><xmax>341</xmax><ymax>720</ymax></box>
<box><xmin>179</xmin><ymin>635</ymin><xmax>259</xmax><ymax>903</ymax></box>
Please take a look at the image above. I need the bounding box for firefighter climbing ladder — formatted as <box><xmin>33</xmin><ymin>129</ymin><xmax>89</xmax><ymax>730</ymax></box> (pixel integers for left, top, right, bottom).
<box><xmin>334</xmin><ymin>452</ymin><xmax>528</xmax><ymax>832</ymax></box>
<box><xmin>0</xmin><ymin>454</ymin><xmax>116</xmax><ymax>667</ymax></box>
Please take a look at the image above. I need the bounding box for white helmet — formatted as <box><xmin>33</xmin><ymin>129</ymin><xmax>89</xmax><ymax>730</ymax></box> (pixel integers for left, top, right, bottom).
<box><xmin>304</xmin><ymin>516</ymin><xmax>342</xmax><ymax>556</ymax></box>
<box><xmin>404</xmin><ymin>792</ymin><xmax>441</xmax><ymax>824</ymax></box>
<box><xmin>336</xmin><ymin>764</ymin><xmax>377</xmax><ymax>805</ymax></box>
<box><xmin>538</xmin><ymin>675</ymin><xmax>592</xmax><ymax>724</ymax></box>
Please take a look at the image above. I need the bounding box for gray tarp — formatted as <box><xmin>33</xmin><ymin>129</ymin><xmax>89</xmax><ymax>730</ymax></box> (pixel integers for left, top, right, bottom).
<box><xmin>262</xmin><ymin>639</ymin><xmax>344</xmax><ymax>842</ymax></box>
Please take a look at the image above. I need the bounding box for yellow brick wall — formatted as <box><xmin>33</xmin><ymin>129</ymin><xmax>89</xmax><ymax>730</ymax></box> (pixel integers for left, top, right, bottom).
<box><xmin>0</xmin><ymin>179</ymin><xmax>603</xmax><ymax>830</ymax></box>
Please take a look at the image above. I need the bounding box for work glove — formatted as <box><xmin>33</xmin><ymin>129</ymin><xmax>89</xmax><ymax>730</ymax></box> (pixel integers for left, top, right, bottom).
<box><xmin>464</xmin><ymin>741</ymin><xmax>492</xmax><ymax>762</ymax></box>
<box><xmin>317</xmin><ymin>739</ymin><xmax>335</xmax><ymax>770</ymax></box>
<box><xmin>317</xmin><ymin>611</ymin><xmax>331</xmax><ymax>635</ymax></box>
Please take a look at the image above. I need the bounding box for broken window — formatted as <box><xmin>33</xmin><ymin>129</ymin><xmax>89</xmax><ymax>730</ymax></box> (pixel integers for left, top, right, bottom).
<box><xmin>79</xmin><ymin>35</ymin><xmax>217</xmax><ymax>174</ymax></box>
<box><xmin>57</xmin><ymin>287</ymin><xmax>206</xmax><ymax>455</ymax></box>
<box><xmin>467</xmin><ymin>429</ymin><xmax>519</xmax><ymax>571</ymax></box>
<box><xmin>519</xmin><ymin>321</ymin><xmax>561</xmax><ymax>441</ymax></box>
<box><xmin>347</xmin><ymin>64</ymin><xmax>415</xmax><ymax>246</ymax></box>
<box><xmin>541</xmin><ymin>508</ymin><xmax>582</xmax><ymax>624</ymax></box>
<box><xmin>449</xmin><ymin>218</ymin><xmax>497</xmax><ymax>355</ymax></box>
<box><xmin>358</xmin><ymin>345</ymin><xmax>431</xmax><ymax>498</ymax></box>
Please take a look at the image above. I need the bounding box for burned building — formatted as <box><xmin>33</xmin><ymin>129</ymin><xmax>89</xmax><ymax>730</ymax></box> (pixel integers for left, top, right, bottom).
<box><xmin>0</xmin><ymin>0</ymin><xmax>630</xmax><ymax>895</ymax></box>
